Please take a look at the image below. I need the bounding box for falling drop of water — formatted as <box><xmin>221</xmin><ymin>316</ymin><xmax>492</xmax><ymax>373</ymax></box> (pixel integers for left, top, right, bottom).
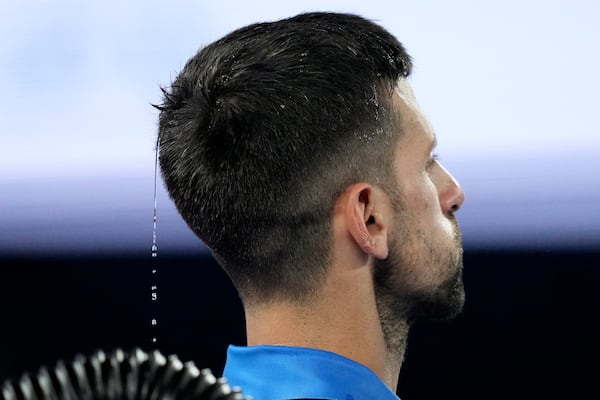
<box><xmin>151</xmin><ymin>136</ymin><xmax>160</xmax><ymax>347</ymax></box>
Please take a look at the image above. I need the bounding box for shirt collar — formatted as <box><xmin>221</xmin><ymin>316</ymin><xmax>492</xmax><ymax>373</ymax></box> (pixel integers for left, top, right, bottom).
<box><xmin>222</xmin><ymin>345</ymin><xmax>400</xmax><ymax>400</ymax></box>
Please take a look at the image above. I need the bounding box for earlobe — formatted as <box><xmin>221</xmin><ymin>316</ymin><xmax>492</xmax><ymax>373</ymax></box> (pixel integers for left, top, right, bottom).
<box><xmin>345</xmin><ymin>183</ymin><xmax>389</xmax><ymax>260</ymax></box>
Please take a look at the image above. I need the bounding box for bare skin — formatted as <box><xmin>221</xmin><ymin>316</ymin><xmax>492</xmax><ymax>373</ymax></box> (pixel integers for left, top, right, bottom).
<box><xmin>245</xmin><ymin>78</ymin><xmax>465</xmax><ymax>391</ymax></box>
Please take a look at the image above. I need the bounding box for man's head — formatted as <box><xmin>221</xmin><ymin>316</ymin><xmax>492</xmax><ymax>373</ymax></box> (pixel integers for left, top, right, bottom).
<box><xmin>156</xmin><ymin>12</ymin><xmax>414</xmax><ymax>305</ymax></box>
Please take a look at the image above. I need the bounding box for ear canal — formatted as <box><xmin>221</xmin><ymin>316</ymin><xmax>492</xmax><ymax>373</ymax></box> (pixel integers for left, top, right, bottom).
<box><xmin>367</xmin><ymin>215</ymin><xmax>375</xmax><ymax>225</ymax></box>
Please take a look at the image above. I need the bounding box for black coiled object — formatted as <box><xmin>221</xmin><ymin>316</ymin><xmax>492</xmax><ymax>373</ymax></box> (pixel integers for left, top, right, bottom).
<box><xmin>1</xmin><ymin>348</ymin><xmax>252</xmax><ymax>400</ymax></box>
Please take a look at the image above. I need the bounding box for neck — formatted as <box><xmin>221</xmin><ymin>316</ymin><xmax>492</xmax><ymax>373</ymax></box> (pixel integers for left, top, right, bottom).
<box><xmin>244</xmin><ymin>265</ymin><xmax>409</xmax><ymax>391</ymax></box>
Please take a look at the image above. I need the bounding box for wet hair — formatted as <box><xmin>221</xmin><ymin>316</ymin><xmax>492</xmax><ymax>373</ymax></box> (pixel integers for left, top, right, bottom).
<box><xmin>155</xmin><ymin>12</ymin><xmax>412</xmax><ymax>305</ymax></box>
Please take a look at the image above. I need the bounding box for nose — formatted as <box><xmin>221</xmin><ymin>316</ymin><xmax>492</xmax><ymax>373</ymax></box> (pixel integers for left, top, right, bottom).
<box><xmin>436</xmin><ymin>164</ymin><xmax>465</xmax><ymax>215</ymax></box>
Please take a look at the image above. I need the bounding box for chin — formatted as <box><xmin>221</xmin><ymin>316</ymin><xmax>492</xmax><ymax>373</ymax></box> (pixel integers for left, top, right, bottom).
<box><xmin>374</xmin><ymin>259</ymin><xmax>466</xmax><ymax>325</ymax></box>
<box><xmin>375</xmin><ymin>217</ymin><xmax>466</xmax><ymax>322</ymax></box>
<box><xmin>405</xmin><ymin>242</ymin><xmax>466</xmax><ymax>323</ymax></box>
<box><xmin>411</xmin><ymin>253</ymin><xmax>465</xmax><ymax>322</ymax></box>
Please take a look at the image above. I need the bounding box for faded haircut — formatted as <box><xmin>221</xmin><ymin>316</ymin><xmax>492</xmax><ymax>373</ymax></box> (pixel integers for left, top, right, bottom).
<box><xmin>155</xmin><ymin>12</ymin><xmax>412</xmax><ymax>305</ymax></box>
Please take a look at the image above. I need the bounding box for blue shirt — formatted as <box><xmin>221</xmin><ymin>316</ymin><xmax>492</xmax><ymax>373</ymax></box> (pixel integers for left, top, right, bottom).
<box><xmin>222</xmin><ymin>345</ymin><xmax>400</xmax><ymax>400</ymax></box>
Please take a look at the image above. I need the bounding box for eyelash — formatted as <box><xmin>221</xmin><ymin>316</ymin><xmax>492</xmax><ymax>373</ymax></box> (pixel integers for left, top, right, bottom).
<box><xmin>426</xmin><ymin>153</ymin><xmax>440</xmax><ymax>169</ymax></box>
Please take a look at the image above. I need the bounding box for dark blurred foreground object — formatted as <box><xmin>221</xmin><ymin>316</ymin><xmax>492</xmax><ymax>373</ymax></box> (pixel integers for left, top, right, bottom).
<box><xmin>1</xmin><ymin>348</ymin><xmax>251</xmax><ymax>400</ymax></box>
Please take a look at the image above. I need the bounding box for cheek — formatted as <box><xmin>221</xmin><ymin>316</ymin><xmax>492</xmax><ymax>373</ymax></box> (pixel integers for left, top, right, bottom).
<box><xmin>406</xmin><ymin>178</ymin><xmax>441</xmax><ymax>216</ymax></box>
<box><xmin>406</xmin><ymin>180</ymin><xmax>456</xmax><ymax>241</ymax></box>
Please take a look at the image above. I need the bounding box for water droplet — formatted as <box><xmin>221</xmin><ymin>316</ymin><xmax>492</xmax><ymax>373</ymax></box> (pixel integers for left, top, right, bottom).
<box><xmin>280</xmin><ymin>104</ymin><xmax>286</xmax><ymax>109</ymax></box>
<box><xmin>151</xmin><ymin>137</ymin><xmax>161</xmax><ymax>345</ymax></box>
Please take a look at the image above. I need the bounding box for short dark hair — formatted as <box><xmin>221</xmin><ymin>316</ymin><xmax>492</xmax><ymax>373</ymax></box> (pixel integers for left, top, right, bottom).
<box><xmin>156</xmin><ymin>12</ymin><xmax>412</xmax><ymax>304</ymax></box>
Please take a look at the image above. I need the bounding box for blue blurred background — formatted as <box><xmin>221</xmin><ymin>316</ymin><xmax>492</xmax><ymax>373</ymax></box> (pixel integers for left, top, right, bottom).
<box><xmin>1</xmin><ymin>1</ymin><xmax>598</xmax><ymax>399</ymax></box>
<box><xmin>1</xmin><ymin>0</ymin><xmax>599</xmax><ymax>255</ymax></box>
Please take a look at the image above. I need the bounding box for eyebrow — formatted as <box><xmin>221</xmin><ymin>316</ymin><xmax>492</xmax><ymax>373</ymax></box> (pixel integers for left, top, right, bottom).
<box><xmin>430</xmin><ymin>133</ymin><xmax>438</xmax><ymax>153</ymax></box>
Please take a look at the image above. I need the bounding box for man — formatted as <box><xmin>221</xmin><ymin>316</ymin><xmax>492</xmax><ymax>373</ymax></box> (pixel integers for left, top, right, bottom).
<box><xmin>156</xmin><ymin>11</ymin><xmax>465</xmax><ymax>400</ymax></box>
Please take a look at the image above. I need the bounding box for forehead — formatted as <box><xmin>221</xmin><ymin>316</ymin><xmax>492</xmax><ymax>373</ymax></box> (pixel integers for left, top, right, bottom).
<box><xmin>395</xmin><ymin>78</ymin><xmax>418</xmax><ymax>105</ymax></box>
<box><xmin>392</xmin><ymin>78</ymin><xmax>436</xmax><ymax>146</ymax></box>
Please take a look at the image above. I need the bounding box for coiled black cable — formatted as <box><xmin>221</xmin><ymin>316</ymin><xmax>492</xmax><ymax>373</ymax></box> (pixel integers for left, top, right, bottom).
<box><xmin>1</xmin><ymin>348</ymin><xmax>251</xmax><ymax>400</ymax></box>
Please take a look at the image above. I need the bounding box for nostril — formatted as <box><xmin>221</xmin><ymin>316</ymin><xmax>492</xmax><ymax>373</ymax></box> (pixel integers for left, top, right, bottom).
<box><xmin>449</xmin><ymin>203</ymin><xmax>460</xmax><ymax>214</ymax></box>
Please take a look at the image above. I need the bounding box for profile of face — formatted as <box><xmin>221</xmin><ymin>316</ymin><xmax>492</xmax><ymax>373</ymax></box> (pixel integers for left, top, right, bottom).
<box><xmin>374</xmin><ymin>79</ymin><xmax>466</xmax><ymax>333</ymax></box>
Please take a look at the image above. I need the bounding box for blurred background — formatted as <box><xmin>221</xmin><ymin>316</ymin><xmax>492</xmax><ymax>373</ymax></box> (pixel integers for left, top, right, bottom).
<box><xmin>1</xmin><ymin>1</ymin><xmax>598</xmax><ymax>399</ymax></box>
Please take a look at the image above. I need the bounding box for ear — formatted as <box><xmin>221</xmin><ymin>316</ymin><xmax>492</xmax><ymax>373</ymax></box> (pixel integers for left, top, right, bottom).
<box><xmin>343</xmin><ymin>183</ymin><xmax>389</xmax><ymax>259</ymax></box>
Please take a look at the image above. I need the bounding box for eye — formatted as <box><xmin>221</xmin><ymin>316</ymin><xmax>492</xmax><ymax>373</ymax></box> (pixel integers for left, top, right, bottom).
<box><xmin>426</xmin><ymin>153</ymin><xmax>440</xmax><ymax>170</ymax></box>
